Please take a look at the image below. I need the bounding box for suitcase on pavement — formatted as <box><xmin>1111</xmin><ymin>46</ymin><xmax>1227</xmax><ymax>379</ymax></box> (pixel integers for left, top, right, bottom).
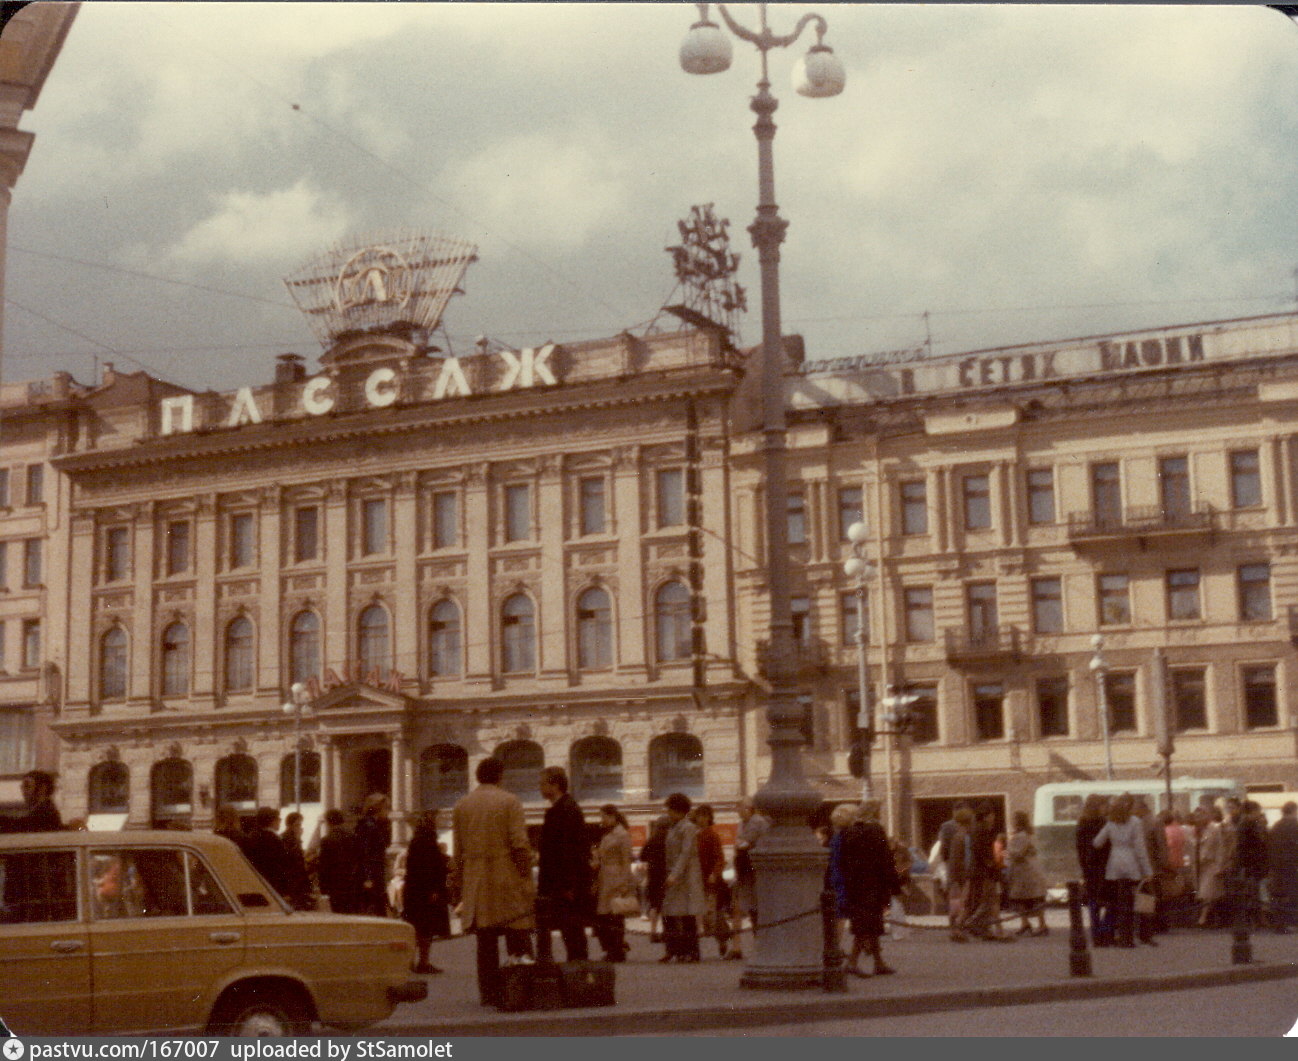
<box><xmin>495</xmin><ymin>962</ymin><xmax>565</xmax><ymax>1012</ymax></box>
<box><xmin>557</xmin><ymin>959</ymin><xmax>616</xmax><ymax>1008</ymax></box>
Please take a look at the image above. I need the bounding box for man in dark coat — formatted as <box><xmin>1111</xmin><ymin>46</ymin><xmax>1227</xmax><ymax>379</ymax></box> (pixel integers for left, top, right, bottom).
<box><xmin>1236</xmin><ymin>799</ymin><xmax>1270</xmax><ymax>929</ymax></box>
<box><xmin>316</xmin><ymin>809</ymin><xmax>360</xmax><ymax>913</ymax></box>
<box><xmin>403</xmin><ymin>810</ymin><xmax>450</xmax><ymax>974</ymax></box>
<box><xmin>0</xmin><ymin>771</ymin><xmax>62</xmax><ymax>833</ymax></box>
<box><xmin>537</xmin><ymin>765</ymin><xmax>592</xmax><ymax>961</ymax></box>
<box><xmin>280</xmin><ymin>811</ymin><xmax>314</xmax><ymax>911</ymax></box>
<box><xmin>964</xmin><ymin>801</ymin><xmax>1009</xmax><ymax>940</ymax></box>
<box><xmin>243</xmin><ymin>807</ymin><xmax>292</xmax><ymax>897</ymax></box>
<box><xmin>354</xmin><ymin>794</ymin><xmax>393</xmax><ymax>917</ymax></box>
<box><xmin>1268</xmin><ymin>802</ymin><xmax>1298</xmax><ymax>932</ymax></box>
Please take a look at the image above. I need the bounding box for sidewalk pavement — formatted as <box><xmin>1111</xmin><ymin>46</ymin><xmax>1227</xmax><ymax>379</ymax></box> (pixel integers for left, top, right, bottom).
<box><xmin>372</xmin><ymin>910</ymin><xmax>1298</xmax><ymax>1036</ymax></box>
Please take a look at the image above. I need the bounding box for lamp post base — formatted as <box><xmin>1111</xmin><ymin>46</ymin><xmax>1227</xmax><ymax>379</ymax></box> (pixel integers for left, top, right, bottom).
<box><xmin>739</xmin><ymin>819</ymin><xmax>830</xmax><ymax>990</ymax></box>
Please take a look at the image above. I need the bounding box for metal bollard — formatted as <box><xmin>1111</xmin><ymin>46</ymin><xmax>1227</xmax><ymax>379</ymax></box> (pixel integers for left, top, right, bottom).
<box><xmin>821</xmin><ymin>889</ymin><xmax>847</xmax><ymax>992</ymax></box>
<box><xmin>1231</xmin><ymin>873</ymin><xmax>1253</xmax><ymax>965</ymax></box>
<box><xmin>1066</xmin><ymin>880</ymin><xmax>1092</xmax><ymax>977</ymax></box>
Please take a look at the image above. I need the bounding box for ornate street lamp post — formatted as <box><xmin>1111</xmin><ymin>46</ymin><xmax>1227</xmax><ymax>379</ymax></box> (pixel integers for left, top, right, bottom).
<box><xmin>679</xmin><ymin>1</ymin><xmax>845</xmax><ymax>989</ymax></box>
<box><xmin>282</xmin><ymin>681</ymin><xmax>312</xmax><ymax>814</ymax></box>
<box><xmin>843</xmin><ymin>522</ymin><xmax>875</xmax><ymax>802</ymax></box>
<box><xmin>1090</xmin><ymin>634</ymin><xmax>1114</xmax><ymax>781</ymax></box>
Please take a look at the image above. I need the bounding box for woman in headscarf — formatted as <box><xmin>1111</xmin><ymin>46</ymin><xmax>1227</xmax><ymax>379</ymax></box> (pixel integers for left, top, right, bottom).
<box><xmin>593</xmin><ymin>804</ymin><xmax>635</xmax><ymax>962</ymax></box>
<box><xmin>840</xmin><ymin>799</ymin><xmax>901</xmax><ymax>977</ymax></box>
<box><xmin>402</xmin><ymin>810</ymin><xmax>449</xmax><ymax>975</ymax></box>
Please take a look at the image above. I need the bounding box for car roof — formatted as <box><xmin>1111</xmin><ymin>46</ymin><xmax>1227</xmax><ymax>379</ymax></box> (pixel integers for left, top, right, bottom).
<box><xmin>0</xmin><ymin>830</ymin><xmax>241</xmax><ymax>852</ymax></box>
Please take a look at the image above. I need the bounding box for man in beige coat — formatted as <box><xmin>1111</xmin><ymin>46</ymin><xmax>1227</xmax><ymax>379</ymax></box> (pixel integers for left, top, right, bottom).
<box><xmin>453</xmin><ymin>756</ymin><xmax>535</xmax><ymax>1005</ymax></box>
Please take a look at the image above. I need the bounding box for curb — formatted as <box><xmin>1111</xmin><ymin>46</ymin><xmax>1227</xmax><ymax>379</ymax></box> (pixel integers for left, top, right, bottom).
<box><xmin>379</xmin><ymin>960</ymin><xmax>1298</xmax><ymax>1036</ymax></box>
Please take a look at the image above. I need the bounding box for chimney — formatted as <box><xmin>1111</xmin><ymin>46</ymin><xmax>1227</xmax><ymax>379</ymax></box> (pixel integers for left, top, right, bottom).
<box><xmin>275</xmin><ymin>353</ymin><xmax>307</xmax><ymax>384</ymax></box>
<box><xmin>102</xmin><ymin>362</ymin><xmax>116</xmax><ymax>386</ymax></box>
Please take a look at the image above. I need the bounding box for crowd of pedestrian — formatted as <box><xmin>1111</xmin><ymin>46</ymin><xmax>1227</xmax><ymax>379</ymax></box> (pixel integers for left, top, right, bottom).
<box><xmin>1073</xmin><ymin>793</ymin><xmax>1298</xmax><ymax>948</ymax></box>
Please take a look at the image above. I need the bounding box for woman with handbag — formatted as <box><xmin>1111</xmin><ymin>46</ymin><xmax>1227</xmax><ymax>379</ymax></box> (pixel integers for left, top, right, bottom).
<box><xmin>593</xmin><ymin>804</ymin><xmax>635</xmax><ymax>962</ymax></box>
<box><xmin>1092</xmin><ymin>793</ymin><xmax>1154</xmax><ymax>948</ymax></box>
<box><xmin>1006</xmin><ymin>811</ymin><xmax>1048</xmax><ymax>936</ymax></box>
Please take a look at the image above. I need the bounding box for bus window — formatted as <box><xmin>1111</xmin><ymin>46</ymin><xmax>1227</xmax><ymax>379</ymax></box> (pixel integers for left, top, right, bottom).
<box><xmin>1052</xmin><ymin>794</ymin><xmax>1083</xmax><ymax>823</ymax></box>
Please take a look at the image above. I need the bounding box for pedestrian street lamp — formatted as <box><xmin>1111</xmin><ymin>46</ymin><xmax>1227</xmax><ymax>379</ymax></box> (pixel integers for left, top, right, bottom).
<box><xmin>282</xmin><ymin>681</ymin><xmax>313</xmax><ymax>814</ymax></box>
<box><xmin>678</xmin><ymin>2</ymin><xmax>845</xmax><ymax>990</ymax></box>
<box><xmin>843</xmin><ymin>520</ymin><xmax>875</xmax><ymax>802</ymax></box>
<box><xmin>1089</xmin><ymin>634</ymin><xmax>1114</xmax><ymax>781</ymax></box>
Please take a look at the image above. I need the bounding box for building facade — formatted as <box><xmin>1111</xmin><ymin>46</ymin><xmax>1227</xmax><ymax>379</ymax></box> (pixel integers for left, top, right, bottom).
<box><xmin>49</xmin><ymin>328</ymin><xmax>752</xmax><ymax>838</ymax></box>
<box><xmin>732</xmin><ymin>312</ymin><xmax>1298</xmax><ymax>843</ymax></box>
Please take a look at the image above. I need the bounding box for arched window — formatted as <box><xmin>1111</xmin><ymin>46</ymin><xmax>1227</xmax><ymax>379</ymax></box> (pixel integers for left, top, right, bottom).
<box><xmin>648</xmin><ymin>732</ymin><xmax>704</xmax><ymax>800</ymax></box>
<box><xmin>576</xmin><ymin>587</ymin><xmax>612</xmax><ymax>670</ymax></box>
<box><xmin>214</xmin><ymin>753</ymin><xmax>258</xmax><ymax>812</ymax></box>
<box><xmin>224</xmin><ymin>616</ymin><xmax>255</xmax><ymax>693</ymax></box>
<box><xmin>428</xmin><ymin>600</ymin><xmax>462</xmax><ymax>677</ymax></box>
<box><xmin>358</xmin><ymin>604</ymin><xmax>390</xmax><ymax>677</ymax></box>
<box><xmin>88</xmin><ymin>761</ymin><xmax>129</xmax><ymax>814</ymax></box>
<box><xmin>654</xmin><ymin>581</ymin><xmax>691</xmax><ymax>662</ymax></box>
<box><xmin>279</xmin><ymin>751</ymin><xmax>321</xmax><ymax>807</ymax></box>
<box><xmin>289</xmin><ymin>610</ymin><xmax>320</xmax><ymax>685</ymax></box>
<box><xmin>419</xmin><ymin>744</ymin><xmax>468</xmax><ymax>809</ymax></box>
<box><xmin>150</xmin><ymin>758</ymin><xmax>192</xmax><ymax>827</ymax></box>
<box><xmin>100</xmin><ymin>626</ymin><xmax>128</xmax><ymax>700</ymax></box>
<box><xmin>570</xmin><ymin>735</ymin><xmax>622</xmax><ymax>802</ymax></box>
<box><xmin>501</xmin><ymin>593</ymin><xmax>535</xmax><ymax>673</ymax></box>
<box><xmin>494</xmin><ymin>739</ymin><xmax>544</xmax><ymax>802</ymax></box>
<box><xmin>161</xmin><ymin>622</ymin><xmax>189</xmax><ymax>697</ymax></box>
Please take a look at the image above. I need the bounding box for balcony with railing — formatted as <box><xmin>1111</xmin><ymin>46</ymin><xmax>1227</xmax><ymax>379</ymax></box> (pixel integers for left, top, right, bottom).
<box><xmin>943</xmin><ymin>626</ymin><xmax>1024</xmax><ymax>668</ymax></box>
<box><xmin>1066</xmin><ymin>503</ymin><xmax>1216</xmax><ymax>547</ymax></box>
<box><xmin>755</xmin><ymin>637</ymin><xmax>831</xmax><ymax>679</ymax></box>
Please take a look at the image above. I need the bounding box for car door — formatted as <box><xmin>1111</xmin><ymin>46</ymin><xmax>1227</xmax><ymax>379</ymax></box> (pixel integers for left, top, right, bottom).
<box><xmin>88</xmin><ymin>845</ymin><xmax>246</xmax><ymax>1034</ymax></box>
<box><xmin>0</xmin><ymin>847</ymin><xmax>91</xmax><ymax>1035</ymax></box>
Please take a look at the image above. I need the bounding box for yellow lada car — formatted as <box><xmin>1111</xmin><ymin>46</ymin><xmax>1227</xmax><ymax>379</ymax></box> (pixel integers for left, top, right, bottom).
<box><xmin>0</xmin><ymin>830</ymin><xmax>428</xmax><ymax>1036</ymax></box>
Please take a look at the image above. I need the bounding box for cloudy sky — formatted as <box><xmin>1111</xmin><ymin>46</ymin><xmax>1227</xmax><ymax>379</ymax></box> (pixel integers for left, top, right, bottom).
<box><xmin>6</xmin><ymin>2</ymin><xmax>1298</xmax><ymax>391</ymax></box>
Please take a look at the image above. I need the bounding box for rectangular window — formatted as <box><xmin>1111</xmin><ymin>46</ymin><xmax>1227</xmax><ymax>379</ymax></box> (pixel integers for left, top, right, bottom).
<box><xmin>656</xmin><ymin>468</ymin><xmax>684</xmax><ymax>528</ymax></box>
<box><xmin>25</xmin><ymin>464</ymin><xmax>43</xmax><ymax>506</ymax></box>
<box><xmin>962</xmin><ymin>473</ymin><xmax>991</xmax><ymax>531</ymax></box>
<box><xmin>0</xmin><ymin>850</ymin><xmax>75</xmax><ymax>923</ymax></box>
<box><xmin>786</xmin><ymin>492</ymin><xmax>807</xmax><ymax>545</ymax></box>
<box><xmin>840</xmin><ymin>590</ymin><xmax>867</xmax><ymax>647</ymax></box>
<box><xmin>907</xmin><ymin>684</ymin><xmax>939</xmax><ymax>745</ymax></box>
<box><xmin>797</xmin><ymin>694</ymin><xmax>815</xmax><ymax>746</ymax></box>
<box><xmin>904</xmin><ymin>586</ymin><xmax>934</xmax><ymax>643</ymax></box>
<box><xmin>1159</xmin><ymin>455</ymin><xmax>1191</xmax><ymax>520</ymax></box>
<box><xmin>0</xmin><ymin>540</ymin><xmax>9</xmax><ymax>589</ymax></box>
<box><xmin>1026</xmin><ymin>468</ymin><xmax>1056</xmax><ymax>525</ymax></box>
<box><xmin>1238</xmin><ymin>562</ymin><xmax>1272</xmax><ymax>621</ymax></box>
<box><xmin>1091</xmin><ymin>461</ymin><xmax>1121</xmax><ymax>526</ymax></box>
<box><xmin>1031</xmin><ymin>577</ymin><xmax>1064</xmax><ymax>634</ymax></box>
<box><xmin>1166</xmin><ymin>569</ymin><xmax>1201</xmax><ymax>621</ymax></box>
<box><xmin>432</xmin><ymin>491</ymin><xmax>458</xmax><ymax>549</ymax></box>
<box><xmin>966</xmin><ymin>582</ymin><xmax>998</xmax><ymax>642</ymax></box>
<box><xmin>0</xmin><ymin>620</ymin><xmax>5</xmax><ymax>671</ymax></box>
<box><xmin>165</xmin><ymin>521</ymin><xmax>190</xmax><ymax>576</ymax></box>
<box><xmin>1037</xmin><ymin>675</ymin><xmax>1070</xmax><ymax>737</ymax></box>
<box><xmin>900</xmin><ymin>480</ymin><xmax>928</xmax><ymax>535</ymax></box>
<box><xmin>105</xmin><ymin>527</ymin><xmax>130</xmax><ymax>582</ymax></box>
<box><xmin>838</xmin><ymin>486</ymin><xmax>863</xmax><ymax>541</ymax></box>
<box><xmin>22</xmin><ymin>539</ymin><xmax>41</xmax><ymax>587</ymax></box>
<box><xmin>229</xmin><ymin>513</ymin><xmax>254</xmax><ymax>568</ymax></box>
<box><xmin>504</xmin><ymin>483</ymin><xmax>531</xmax><ymax>542</ymax></box>
<box><xmin>0</xmin><ymin>468</ymin><xmax>9</xmax><ymax>508</ymax></box>
<box><xmin>1170</xmin><ymin>666</ymin><xmax>1208</xmax><ymax>731</ymax></box>
<box><xmin>1230</xmin><ymin>450</ymin><xmax>1262</xmax><ymax>509</ymax></box>
<box><xmin>361</xmin><ymin>497</ymin><xmax>388</xmax><ymax>556</ymax></box>
<box><xmin>1106</xmin><ymin>671</ymin><xmax>1137</xmax><ymax>733</ymax></box>
<box><xmin>1243</xmin><ymin>664</ymin><xmax>1278</xmax><ymax>729</ymax></box>
<box><xmin>22</xmin><ymin>619</ymin><xmax>40</xmax><ymax>670</ymax></box>
<box><xmin>0</xmin><ymin>709</ymin><xmax>33</xmax><ymax>774</ymax></box>
<box><xmin>579</xmin><ymin>477</ymin><xmax>606</xmax><ymax>536</ymax></box>
<box><xmin>1097</xmin><ymin>573</ymin><xmax>1131</xmax><ymax>626</ymax></box>
<box><xmin>791</xmin><ymin>596</ymin><xmax>811</xmax><ymax>645</ymax></box>
<box><xmin>973</xmin><ymin>682</ymin><xmax>1005</xmax><ymax>741</ymax></box>
<box><xmin>293</xmin><ymin>507</ymin><xmax>318</xmax><ymax>563</ymax></box>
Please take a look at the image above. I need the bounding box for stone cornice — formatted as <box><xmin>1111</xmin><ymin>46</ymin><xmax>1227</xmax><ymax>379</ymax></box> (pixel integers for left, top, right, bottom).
<box><xmin>54</xmin><ymin>368</ymin><xmax>740</xmax><ymax>477</ymax></box>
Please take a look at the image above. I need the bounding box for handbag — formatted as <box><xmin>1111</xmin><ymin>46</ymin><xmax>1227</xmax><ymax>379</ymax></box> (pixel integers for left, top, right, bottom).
<box><xmin>609</xmin><ymin>893</ymin><xmax>640</xmax><ymax>917</ymax></box>
<box><xmin>1134</xmin><ymin>879</ymin><xmax>1157</xmax><ymax>915</ymax></box>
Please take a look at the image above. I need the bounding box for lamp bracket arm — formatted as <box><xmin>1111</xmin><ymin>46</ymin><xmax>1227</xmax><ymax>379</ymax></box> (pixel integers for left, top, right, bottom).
<box><xmin>718</xmin><ymin>7</ymin><xmax>828</xmax><ymax>51</ymax></box>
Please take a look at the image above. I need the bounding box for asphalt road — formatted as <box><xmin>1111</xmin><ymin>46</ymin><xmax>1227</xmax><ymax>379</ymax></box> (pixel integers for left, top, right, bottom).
<box><xmin>638</xmin><ymin>977</ymin><xmax>1298</xmax><ymax>1037</ymax></box>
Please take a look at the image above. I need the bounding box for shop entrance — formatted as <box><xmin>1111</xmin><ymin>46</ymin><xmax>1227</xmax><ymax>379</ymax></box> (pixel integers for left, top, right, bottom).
<box><xmin>338</xmin><ymin>745</ymin><xmax>392</xmax><ymax>815</ymax></box>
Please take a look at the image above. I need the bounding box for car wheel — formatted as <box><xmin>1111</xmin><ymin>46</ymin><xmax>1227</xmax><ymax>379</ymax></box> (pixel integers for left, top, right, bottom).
<box><xmin>214</xmin><ymin>990</ymin><xmax>312</xmax><ymax>1036</ymax></box>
